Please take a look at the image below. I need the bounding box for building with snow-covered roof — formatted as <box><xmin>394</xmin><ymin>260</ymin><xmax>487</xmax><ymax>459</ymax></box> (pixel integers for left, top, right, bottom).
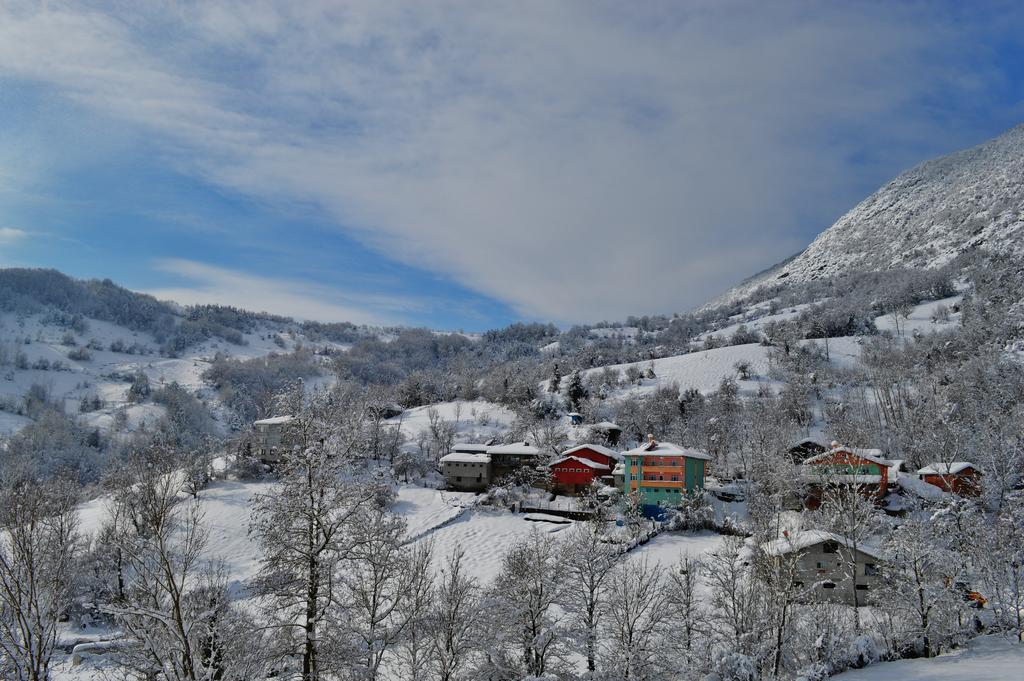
<box><xmin>801</xmin><ymin>443</ymin><xmax>892</xmax><ymax>508</ymax></box>
<box><xmin>549</xmin><ymin>444</ymin><xmax>619</xmax><ymax>494</ymax></box>
<box><xmin>787</xmin><ymin>436</ymin><xmax>828</xmax><ymax>465</ymax></box>
<box><xmin>252</xmin><ymin>415</ymin><xmax>295</xmax><ymax>463</ymax></box>
<box><xmin>763</xmin><ymin>530</ymin><xmax>885</xmax><ymax>606</ymax></box>
<box><xmin>451</xmin><ymin>443</ymin><xmax>491</xmax><ymax>455</ymax></box>
<box><xmin>487</xmin><ymin>441</ymin><xmax>543</xmax><ymax>480</ymax></box>
<box><xmin>917</xmin><ymin>462</ymin><xmax>982</xmax><ymax>497</ymax></box>
<box><xmin>439</xmin><ymin>452</ymin><xmax>492</xmax><ymax>491</ymax></box>
<box><xmin>622</xmin><ymin>436</ymin><xmax>710</xmax><ymax>514</ymax></box>
<box><xmin>589</xmin><ymin>421</ymin><xmax>623</xmax><ymax>446</ymax></box>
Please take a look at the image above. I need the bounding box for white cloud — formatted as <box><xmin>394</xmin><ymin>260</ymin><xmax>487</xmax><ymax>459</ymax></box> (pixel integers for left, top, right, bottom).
<box><xmin>0</xmin><ymin>1</ymin><xmax>1019</xmax><ymax>321</ymax></box>
<box><xmin>0</xmin><ymin>228</ymin><xmax>28</xmax><ymax>245</ymax></box>
<box><xmin>145</xmin><ymin>258</ymin><xmax>418</xmax><ymax>326</ymax></box>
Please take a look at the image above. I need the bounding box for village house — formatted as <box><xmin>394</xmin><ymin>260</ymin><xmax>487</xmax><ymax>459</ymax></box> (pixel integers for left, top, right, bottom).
<box><xmin>917</xmin><ymin>462</ymin><xmax>982</xmax><ymax>497</ymax></box>
<box><xmin>801</xmin><ymin>443</ymin><xmax>892</xmax><ymax>508</ymax></box>
<box><xmin>487</xmin><ymin>441</ymin><xmax>543</xmax><ymax>480</ymax></box>
<box><xmin>439</xmin><ymin>452</ymin><xmax>492</xmax><ymax>492</ymax></box>
<box><xmin>252</xmin><ymin>415</ymin><xmax>294</xmax><ymax>464</ymax></box>
<box><xmin>787</xmin><ymin>436</ymin><xmax>828</xmax><ymax>465</ymax></box>
<box><xmin>590</xmin><ymin>420</ymin><xmax>623</xmax><ymax>446</ymax></box>
<box><xmin>622</xmin><ymin>436</ymin><xmax>710</xmax><ymax>515</ymax></box>
<box><xmin>763</xmin><ymin>530</ymin><xmax>885</xmax><ymax>606</ymax></box>
<box><xmin>549</xmin><ymin>443</ymin><xmax>619</xmax><ymax>494</ymax></box>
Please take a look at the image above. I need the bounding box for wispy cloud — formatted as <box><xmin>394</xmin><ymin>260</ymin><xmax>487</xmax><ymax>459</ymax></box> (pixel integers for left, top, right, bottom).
<box><xmin>1</xmin><ymin>2</ymin><xmax>1021</xmax><ymax>321</ymax></box>
<box><xmin>0</xmin><ymin>227</ymin><xmax>28</xmax><ymax>245</ymax></box>
<box><xmin>146</xmin><ymin>258</ymin><xmax>424</xmax><ymax>326</ymax></box>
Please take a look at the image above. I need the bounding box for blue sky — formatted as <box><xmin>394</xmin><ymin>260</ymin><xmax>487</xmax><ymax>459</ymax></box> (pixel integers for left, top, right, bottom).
<box><xmin>1</xmin><ymin>2</ymin><xmax>1023</xmax><ymax>330</ymax></box>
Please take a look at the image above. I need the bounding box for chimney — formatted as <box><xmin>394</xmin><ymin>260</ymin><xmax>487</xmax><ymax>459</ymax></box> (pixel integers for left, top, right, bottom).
<box><xmin>646</xmin><ymin>433</ymin><xmax>657</xmax><ymax>450</ymax></box>
<box><xmin>830</xmin><ymin>440</ymin><xmax>840</xmax><ymax>450</ymax></box>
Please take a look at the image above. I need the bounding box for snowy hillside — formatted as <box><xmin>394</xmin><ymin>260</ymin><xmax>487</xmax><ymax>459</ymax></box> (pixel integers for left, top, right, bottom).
<box><xmin>725</xmin><ymin>124</ymin><xmax>1024</xmax><ymax>300</ymax></box>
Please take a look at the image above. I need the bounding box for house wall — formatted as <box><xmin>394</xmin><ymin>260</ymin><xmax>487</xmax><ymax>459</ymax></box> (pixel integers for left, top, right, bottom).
<box><xmin>568</xmin><ymin>447</ymin><xmax>616</xmax><ymax>467</ymax></box>
<box><xmin>787</xmin><ymin>543</ymin><xmax>883</xmax><ymax>606</ymax></box>
<box><xmin>922</xmin><ymin>471</ymin><xmax>981</xmax><ymax>497</ymax></box>
<box><xmin>442</xmin><ymin>460</ymin><xmax>491</xmax><ymax>491</ymax></box>
<box><xmin>806</xmin><ymin>450</ymin><xmax>889</xmax><ymax>496</ymax></box>
<box><xmin>624</xmin><ymin>454</ymin><xmax>707</xmax><ymax>506</ymax></box>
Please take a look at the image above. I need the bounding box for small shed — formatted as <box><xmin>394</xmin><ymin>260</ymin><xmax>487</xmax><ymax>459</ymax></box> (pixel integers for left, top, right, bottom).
<box><xmin>788</xmin><ymin>437</ymin><xmax>828</xmax><ymax>465</ymax></box>
<box><xmin>590</xmin><ymin>421</ymin><xmax>623</xmax><ymax>446</ymax></box>
<box><xmin>917</xmin><ymin>462</ymin><xmax>982</xmax><ymax>497</ymax></box>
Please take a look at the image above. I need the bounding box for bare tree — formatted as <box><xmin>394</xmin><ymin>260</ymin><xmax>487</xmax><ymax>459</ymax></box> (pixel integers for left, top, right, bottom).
<box><xmin>561</xmin><ymin>523</ymin><xmax>620</xmax><ymax>672</ymax></box>
<box><xmin>664</xmin><ymin>556</ymin><xmax>709</xmax><ymax>674</ymax></box>
<box><xmin>0</xmin><ymin>477</ymin><xmax>79</xmax><ymax>681</ymax></box>
<box><xmin>600</xmin><ymin>557</ymin><xmax>671</xmax><ymax>680</ymax></box>
<box><xmin>102</xmin><ymin>449</ymin><xmax>256</xmax><ymax>680</ymax></box>
<box><xmin>337</xmin><ymin>508</ymin><xmax>431</xmax><ymax>680</ymax></box>
<box><xmin>251</xmin><ymin>390</ymin><xmax>379</xmax><ymax>681</ymax></box>
<box><xmin>814</xmin><ymin>486</ymin><xmax>878</xmax><ymax>631</ymax></box>
<box><xmin>486</xmin><ymin>531</ymin><xmax>565</xmax><ymax>678</ymax></box>
<box><xmin>429</xmin><ymin>549</ymin><xmax>482</xmax><ymax>681</ymax></box>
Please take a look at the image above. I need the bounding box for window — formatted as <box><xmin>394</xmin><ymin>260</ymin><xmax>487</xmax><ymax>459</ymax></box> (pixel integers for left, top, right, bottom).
<box><xmin>856</xmin><ymin>584</ymin><xmax>869</xmax><ymax>591</ymax></box>
<box><xmin>822</xmin><ymin>541</ymin><xmax>839</xmax><ymax>554</ymax></box>
<box><xmin>816</xmin><ymin>561</ymin><xmax>829</xmax><ymax>570</ymax></box>
<box><xmin>671</xmin><ymin>475</ymin><xmax>679</xmax><ymax>481</ymax></box>
<box><xmin>864</xmin><ymin>563</ymin><xmax>880</xmax><ymax>577</ymax></box>
<box><xmin>822</xmin><ymin>582</ymin><xmax>836</xmax><ymax>590</ymax></box>
<box><xmin>456</xmin><ymin>476</ymin><xmax>462</xmax><ymax>482</ymax></box>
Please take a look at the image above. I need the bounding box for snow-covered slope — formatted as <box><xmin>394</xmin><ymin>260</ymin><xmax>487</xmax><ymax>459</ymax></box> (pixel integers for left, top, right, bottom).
<box><xmin>728</xmin><ymin>123</ymin><xmax>1024</xmax><ymax>300</ymax></box>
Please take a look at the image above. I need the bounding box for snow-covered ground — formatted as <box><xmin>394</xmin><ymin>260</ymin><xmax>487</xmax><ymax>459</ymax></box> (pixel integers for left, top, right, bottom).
<box><xmin>412</xmin><ymin>508</ymin><xmax>578</xmax><ymax>580</ymax></box>
<box><xmin>695</xmin><ymin>304</ymin><xmax>813</xmax><ymax>342</ymax></box>
<box><xmin>389</xmin><ymin>399</ymin><xmax>516</xmax><ymax>450</ymax></box>
<box><xmin>873</xmin><ymin>295</ymin><xmax>962</xmax><ymax>336</ymax></box>
<box><xmin>587</xmin><ymin>343</ymin><xmax>775</xmax><ymax>399</ymax></box>
<box><xmin>624</xmin><ymin>530</ymin><xmax>725</xmax><ymax>570</ymax></box>
<box><xmin>836</xmin><ymin>635</ymin><xmax>1024</xmax><ymax>681</ymax></box>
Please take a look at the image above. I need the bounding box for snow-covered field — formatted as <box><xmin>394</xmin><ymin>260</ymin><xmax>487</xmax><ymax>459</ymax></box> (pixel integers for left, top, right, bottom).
<box><xmin>873</xmin><ymin>294</ymin><xmax>962</xmax><ymax>335</ymax></box>
<box><xmin>587</xmin><ymin>343</ymin><xmax>775</xmax><ymax>399</ymax></box>
<box><xmin>836</xmin><ymin>635</ymin><xmax>1024</xmax><ymax>681</ymax></box>
<box><xmin>389</xmin><ymin>399</ymin><xmax>516</xmax><ymax>450</ymax></box>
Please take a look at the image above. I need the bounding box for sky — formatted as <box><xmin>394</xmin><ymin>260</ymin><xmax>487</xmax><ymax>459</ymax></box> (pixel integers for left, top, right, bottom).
<box><xmin>1</xmin><ymin>1</ymin><xmax>1023</xmax><ymax>330</ymax></box>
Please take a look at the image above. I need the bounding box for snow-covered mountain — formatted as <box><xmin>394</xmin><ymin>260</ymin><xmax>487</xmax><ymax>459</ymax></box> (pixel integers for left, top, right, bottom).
<box><xmin>726</xmin><ymin>123</ymin><xmax>1024</xmax><ymax>301</ymax></box>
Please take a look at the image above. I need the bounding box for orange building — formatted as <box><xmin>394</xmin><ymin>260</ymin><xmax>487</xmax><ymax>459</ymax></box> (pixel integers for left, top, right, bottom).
<box><xmin>917</xmin><ymin>462</ymin><xmax>982</xmax><ymax>497</ymax></box>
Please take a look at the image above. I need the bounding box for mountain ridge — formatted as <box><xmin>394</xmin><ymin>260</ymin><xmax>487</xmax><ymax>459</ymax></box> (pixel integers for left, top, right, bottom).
<box><xmin>717</xmin><ymin>122</ymin><xmax>1024</xmax><ymax>303</ymax></box>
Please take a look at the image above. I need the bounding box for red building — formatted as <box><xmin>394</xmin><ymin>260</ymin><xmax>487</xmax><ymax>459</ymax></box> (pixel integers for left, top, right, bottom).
<box><xmin>917</xmin><ymin>462</ymin><xmax>982</xmax><ymax>497</ymax></box>
<box><xmin>801</xmin><ymin>444</ymin><xmax>892</xmax><ymax>509</ymax></box>
<box><xmin>549</xmin><ymin>444</ymin><xmax>618</xmax><ymax>494</ymax></box>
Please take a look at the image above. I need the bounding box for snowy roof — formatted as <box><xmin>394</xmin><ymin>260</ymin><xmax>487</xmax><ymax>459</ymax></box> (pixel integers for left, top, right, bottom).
<box><xmin>487</xmin><ymin>441</ymin><xmax>541</xmax><ymax>456</ymax></box>
<box><xmin>803</xmin><ymin>446</ymin><xmax>891</xmax><ymax>468</ymax></box>
<box><xmin>561</xmin><ymin>443</ymin><xmax>619</xmax><ymax>460</ymax></box>
<box><xmin>253</xmin><ymin>415</ymin><xmax>294</xmax><ymax>426</ymax></box>
<box><xmin>591</xmin><ymin>421</ymin><xmax>622</xmax><ymax>431</ymax></box>
<box><xmin>440</xmin><ymin>453</ymin><xmax>491</xmax><ymax>464</ymax></box>
<box><xmin>917</xmin><ymin>462</ymin><xmax>979</xmax><ymax>475</ymax></box>
<box><xmin>789</xmin><ymin>436</ymin><xmax>828</xmax><ymax>449</ymax></box>
<box><xmin>801</xmin><ymin>473</ymin><xmax>883</xmax><ymax>485</ymax></box>
<box><xmin>567</xmin><ymin>412</ymin><xmax>581</xmax><ymax>417</ymax></box>
<box><xmin>451</xmin><ymin>443</ymin><xmax>491</xmax><ymax>454</ymax></box>
<box><xmin>623</xmin><ymin>440</ymin><xmax>712</xmax><ymax>460</ymax></box>
<box><xmin>549</xmin><ymin>456</ymin><xmax>611</xmax><ymax>471</ymax></box>
<box><xmin>763</xmin><ymin>530</ymin><xmax>884</xmax><ymax>560</ymax></box>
